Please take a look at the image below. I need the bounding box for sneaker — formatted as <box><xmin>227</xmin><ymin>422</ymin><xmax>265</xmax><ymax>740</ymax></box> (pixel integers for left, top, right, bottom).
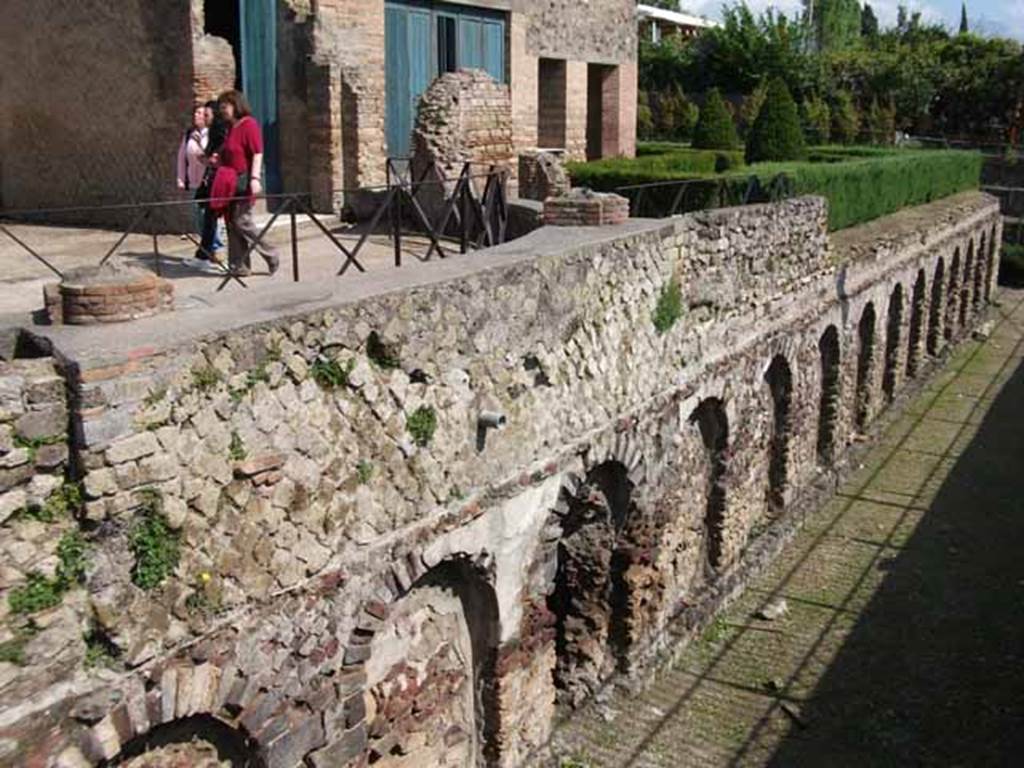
<box><xmin>264</xmin><ymin>254</ymin><xmax>280</xmax><ymax>276</ymax></box>
<box><xmin>194</xmin><ymin>248</ymin><xmax>211</xmax><ymax>261</ymax></box>
<box><xmin>230</xmin><ymin>265</ymin><xmax>251</xmax><ymax>277</ymax></box>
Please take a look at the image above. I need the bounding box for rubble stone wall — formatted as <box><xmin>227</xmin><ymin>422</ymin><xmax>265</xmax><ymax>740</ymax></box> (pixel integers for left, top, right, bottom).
<box><xmin>0</xmin><ymin>192</ymin><xmax>1001</xmax><ymax>768</ymax></box>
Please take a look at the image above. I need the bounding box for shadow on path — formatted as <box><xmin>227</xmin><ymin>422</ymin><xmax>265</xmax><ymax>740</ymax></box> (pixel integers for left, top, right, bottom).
<box><xmin>765</xmin><ymin>356</ymin><xmax>1024</xmax><ymax>767</ymax></box>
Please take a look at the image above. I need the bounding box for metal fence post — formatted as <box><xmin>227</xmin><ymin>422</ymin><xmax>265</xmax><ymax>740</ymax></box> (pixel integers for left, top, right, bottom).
<box><xmin>290</xmin><ymin>199</ymin><xmax>299</xmax><ymax>282</ymax></box>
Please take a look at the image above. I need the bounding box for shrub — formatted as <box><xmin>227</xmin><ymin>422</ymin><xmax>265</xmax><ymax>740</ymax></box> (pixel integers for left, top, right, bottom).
<box><xmin>55</xmin><ymin>531</ymin><xmax>89</xmax><ymax>588</ymax></box>
<box><xmin>802</xmin><ymin>95</ymin><xmax>832</xmax><ymax>144</ymax></box>
<box><xmin>738</xmin><ymin>82</ymin><xmax>768</xmax><ymax>139</ymax></box>
<box><xmin>568</xmin><ymin>148</ymin><xmax>981</xmax><ymax>231</ymax></box>
<box><xmin>8</xmin><ymin>572</ymin><xmax>62</xmax><ymax>615</ymax></box>
<box><xmin>692</xmin><ymin>89</ymin><xmax>740</xmax><ymax>150</ymax></box>
<box><xmin>862</xmin><ymin>97</ymin><xmax>896</xmax><ymax>145</ymax></box>
<box><xmin>130</xmin><ymin>491</ymin><xmax>180</xmax><ymax>590</ymax></box>
<box><xmin>786</xmin><ymin>150</ymin><xmax>983</xmax><ymax>230</ymax></box>
<box><xmin>406</xmin><ymin>406</ymin><xmax>438</xmax><ymax>447</ymax></box>
<box><xmin>652</xmin><ymin>277</ymin><xmax>683</xmax><ymax>334</ymax></box>
<box><xmin>832</xmin><ymin>91</ymin><xmax>860</xmax><ymax>145</ymax></box>
<box><xmin>745</xmin><ymin>78</ymin><xmax>806</xmax><ymax>164</ymax></box>
<box><xmin>654</xmin><ymin>86</ymin><xmax>700</xmax><ymax>142</ymax></box>
<box><xmin>637</xmin><ymin>90</ymin><xmax>655</xmax><ymax>141</ymax></box>
<box><xmin>311</xmin><ymin>355</ymin><xmax>354</xmax><ymax>390</ymax></box>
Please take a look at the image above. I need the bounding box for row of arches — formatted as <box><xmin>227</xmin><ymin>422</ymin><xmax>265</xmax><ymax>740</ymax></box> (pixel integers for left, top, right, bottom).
<box><xmin>548</xmin><ymin>226</ymin><xmax>999</xmax><ymax>708</ymax></box>
<box><xmin>94</xmin><ymin>228</ymin><xmax>999</xmax><ymax>768</ymax></box>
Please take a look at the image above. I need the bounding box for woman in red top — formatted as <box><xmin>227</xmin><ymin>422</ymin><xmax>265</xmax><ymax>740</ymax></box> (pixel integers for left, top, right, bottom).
<box><xmin>210</xmin><ymin>90</ymin><xmax>279</xmax><ymax>276</ymax></box>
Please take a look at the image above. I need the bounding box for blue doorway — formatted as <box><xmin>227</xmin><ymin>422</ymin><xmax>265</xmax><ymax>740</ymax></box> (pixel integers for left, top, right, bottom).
<box><xmin>385</xmin><ymin>1</ymin><xmax>507</xmax><ymax>158</ymax></box>
<box><xmin>239</xmin><ymin>0</ymin><xmax>281</xmax><ymax>194</ymax></box>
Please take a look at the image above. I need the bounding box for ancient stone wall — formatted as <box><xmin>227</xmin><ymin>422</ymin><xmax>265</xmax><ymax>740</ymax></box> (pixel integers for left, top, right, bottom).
<box><xmin>0</xmin><ymin>192</ymin><xmax>1001</xmax><ymax>768</ymax></box>
<box><xmin>521</xmin><ymin>0</ymin><xmax>636</xmax><ymax>63</ymax></box>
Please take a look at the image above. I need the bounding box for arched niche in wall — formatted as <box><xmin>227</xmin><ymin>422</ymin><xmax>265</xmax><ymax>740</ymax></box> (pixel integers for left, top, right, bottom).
<box><xmin>548</xmin><ymin>460</ymin><xmax>639</xmax><ymax>706</ymax></box>
<box><xmin>109</xmin><ymin>714</ymin><xmax>263</xmax><ymax>768</ymax></box>
<box><xmin>764</xmin><ymin>355</ymin><xmax>793</xmax><ymax>510</ymax></box>
<box><xmin>927</xmin><ymin>257</ymin><xmax>945</xmax><ymax>356</ymax></box>
<box><xmin>855</xmin><ymin>302</ymin><xmax>877</xmax><ymax>431</ymax></box>
<box><xmin>816</xmin><ymin>325</ymin><xmax>841</xmax><ymax>466</ymax></box>
<box><xmin>906</xmin><ymin>270</ymin><xmax>927</xmax><ymax>379</ymax></box>
<box><xmin>688</xmin><ymin>398</ymin><xmax>729</xmax><ymax>571</ymax></box>
<box><xmin>882</xmin><ymin>283</ymin><xmax>904</xmax><ymax>402</ymax></box>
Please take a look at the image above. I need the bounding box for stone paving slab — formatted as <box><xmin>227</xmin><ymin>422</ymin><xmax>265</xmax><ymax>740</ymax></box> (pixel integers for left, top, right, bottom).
<box><xmin>551</xmin><ymin>287</ymin><xmax>1024</xmax><ymax>768</ymax></box>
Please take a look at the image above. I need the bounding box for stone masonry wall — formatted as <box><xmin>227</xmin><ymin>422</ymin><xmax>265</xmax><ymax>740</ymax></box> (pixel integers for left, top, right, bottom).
<box><xmin>0</xmin><ymin>192</ymin><xmax>1001</xmax><ymax>768</ymax></box>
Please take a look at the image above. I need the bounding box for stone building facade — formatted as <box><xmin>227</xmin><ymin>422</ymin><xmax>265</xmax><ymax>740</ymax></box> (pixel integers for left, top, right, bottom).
<box><xmin>0</xmin><ymin>191</ymin><xmax>1001</xmax><ymax>767</ymax></box>
<box><xmin>0</xmin><ymin>0</ymin><xmax>638</xmax><ymax>224</ymax></box>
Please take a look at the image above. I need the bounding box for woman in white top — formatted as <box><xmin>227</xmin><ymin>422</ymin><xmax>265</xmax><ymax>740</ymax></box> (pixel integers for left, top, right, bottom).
<box><xmin>175</xmin><ymin>105</ymin><xmax>223</xmax><ymax>262</ymax></box>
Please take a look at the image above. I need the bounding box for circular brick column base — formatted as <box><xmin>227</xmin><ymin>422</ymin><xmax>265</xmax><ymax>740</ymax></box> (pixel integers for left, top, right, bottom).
<box><xmin>44</xmin><ymin>265</ymin><xmax>173</xmax><ymax>325</ymax></box>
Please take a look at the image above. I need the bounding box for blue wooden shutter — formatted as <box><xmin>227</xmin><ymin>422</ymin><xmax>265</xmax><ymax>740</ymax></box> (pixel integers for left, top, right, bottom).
<box><xmin>481</xmin><ymin>19</ymin><xmax>504</xmax><ymax>82</ymax></box>
<box><xmin>386</xmin><ymin>3</ymin><xmax>433</xmax><ymax>158</ymax></box>
<box><xmin>240</xmin><ymin>0</ymin><xmax>280</xmax><ymax>192</ymax></box>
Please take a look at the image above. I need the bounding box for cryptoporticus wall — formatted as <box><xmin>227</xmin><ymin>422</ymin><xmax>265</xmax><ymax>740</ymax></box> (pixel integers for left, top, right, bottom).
<box><xmin>0</xmin><ymin>192</ymin><xmax>1001</xmax><ymax>768</ymax></box>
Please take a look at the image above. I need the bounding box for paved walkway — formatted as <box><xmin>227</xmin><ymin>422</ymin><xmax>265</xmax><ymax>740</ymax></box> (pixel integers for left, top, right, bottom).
<box><xmin>552</xmin><ymin>287</ymin><xmax>1024</xmax><ymax>768</ymax></box>
<box><xmin>0</xmin><ymin>217</ymin><xmax>441</xmax><ymax>316</ymax></box>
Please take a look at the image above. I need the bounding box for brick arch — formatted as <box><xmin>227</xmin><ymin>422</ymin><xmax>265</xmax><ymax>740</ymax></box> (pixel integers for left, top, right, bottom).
<box><xmin>927</xmin><ymin>256</ymin><xmax>946</xmax><ymax>356</ymax></box>
<box><xmin>882</xmin><ymin>282</ymin><xmax>905</xmax><ymax>402</ymax></box>
<box><xmin>763</xmin><ymin>353</ymin><xmax>794</xmax><ymax>511</ymax></box>
<box><xmin>986</xmin><ymin>225</ymin><xmax>998</xmax><ymax>300</ymax></box>
<box><xmin>689</xmin><ymin>396</ymin><xmax>729</xmax><ymax>571</ymax></box>
<box><xmin>974</xmin><ymin>232</ymin><xmax>987</xmax><ymax>311</ymax></box>
<box><xmin>337</xmin><ymin>552</ymin><xmax>501</xmax><ymax>767</ymax></box>
<box><xmin>959</xmin><ymin>239</ymin><xmax>975</xmax><ymax>328</ymax></box>
<box><xmin>946</xmin><ymin>246</ymin><xmax>962</xmax><ymax>341</ymax></box>
<box><xmin>67</xmin><ymin>661</ymin><xmax>317</xmax><ymax>767</ymax></box>
<box><xmin>906</xmin><ymin>269</ymin><xmax>927</xmax><ymax>378</ymax></box>
<box><xmin>855</xmin><ymin>301</ymin><xmax>878</xmax><ymax>430</ymax></box>
<box><xmin>816</xmin><ymin>324</ymin><xmax>842</xmax><ymax>466</ymax></box>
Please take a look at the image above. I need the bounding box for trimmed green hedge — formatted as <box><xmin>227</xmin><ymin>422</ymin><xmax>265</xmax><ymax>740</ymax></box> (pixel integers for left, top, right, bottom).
<box><xmin>568</xmin><ymin>149</ymin><xmax>982</xmax><ymax>231</ymax></box>
<box><xmin>569</xmin><ymin>147</ymin><xmax>745</xmax><ymax>187</ymax></box>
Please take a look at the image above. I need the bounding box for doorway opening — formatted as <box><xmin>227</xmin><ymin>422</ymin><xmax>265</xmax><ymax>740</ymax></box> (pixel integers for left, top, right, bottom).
<box><xmin>204</xmin><ymin>0</ymin><xmax>243</xmax><ymax>89</ymax></box>
<box><xmin>538</xmin><ymin>59</ymin><xmax>568</xmax><ymax>149</ymax></box>
<box><xmin>586</xmin><ymin>64</ymin><xmax>620</xmax><ymax>160</ymax></box>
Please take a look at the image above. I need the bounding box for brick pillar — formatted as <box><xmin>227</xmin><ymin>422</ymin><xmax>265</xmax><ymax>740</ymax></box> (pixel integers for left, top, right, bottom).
<box><xmin>306</xmin><ymin>61</ymin><xmax>344</xmax><ymax>213</ymax></box>
<box><xmin>510</xmin><ymin>8</ymin><xmax>538</xmax><ymax>198</ymax></box>
<box><xmin>564</xmin><ymin>61</ymin><xmax>589</xmax><ymax>162</ymax></box>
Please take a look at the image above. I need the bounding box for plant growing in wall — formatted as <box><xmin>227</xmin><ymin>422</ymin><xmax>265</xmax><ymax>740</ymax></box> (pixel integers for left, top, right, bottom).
<box><xmin>367</xmin><ymin>331</ymin><xmax>401</xmax><ymax>370</ymax></box>
<box><xmin>653</xmin><ymin>276</ymin><xmax>683</xmax><ymax>334</ymax></box>
<box><xmin>7</xmin><ymin>529</ymin><xmax>90</xmax><ymax>615</ymax></box>
<box><xmin>129</xmin><ymin>490</ymin><xmax>180</xmax><ymax>590</ymax></box>
<box><xmin>406</xmin><ymin>406</ymin><xmax>438</xmax><ymax>447</ymax></box>
<box><xmin>191</xmin><ymin>365</ymin><xmax>222</xmax><ymax>392</ymax></box>
<box><xmin>228</xmin><ymin>431</ymin><xmax>247</xmax><ymax>462</ymax></box>
<box><xmin>311</xmin><ymin>355</ymin><xmax>355</xmax><ymax>390</ymax></box>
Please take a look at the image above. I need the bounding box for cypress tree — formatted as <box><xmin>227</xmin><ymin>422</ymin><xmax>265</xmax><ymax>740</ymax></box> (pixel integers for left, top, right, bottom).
<box><xmin>745</xmin><ymin>79</ymin><xmax>806</xmax><ymax>163</ymax></box>
<box><xmin>959</xmin><ymin>2</ymin><xmax>969</xmax><ymax>34</ymax></box>
<box><xmin>692</xmin><ymin>89</ymin><xmax>740</xmax><ymax>150</ymax></box>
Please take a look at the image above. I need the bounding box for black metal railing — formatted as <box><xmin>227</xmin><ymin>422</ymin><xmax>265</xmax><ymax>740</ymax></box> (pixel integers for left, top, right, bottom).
<box><xmin>615</xmin><ymin>173</ymin><xmax>794</xmax><ymax>219</ymax></box>
<box><xmin>0</xmin><ymin>161</ymin><xmax>511</xmax><ymax>291</ymax></box>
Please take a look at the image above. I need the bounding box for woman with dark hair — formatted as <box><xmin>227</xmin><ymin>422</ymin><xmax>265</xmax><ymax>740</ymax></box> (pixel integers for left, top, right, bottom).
<box><xmin>209</xmin><ymin>89</ymin><xmax>279</xmax><ymax>276</ymax></box>
<box><xmin>176</xmin><ymin>103</ymin><xmax>222</xmax><ymax>263</ymax></box>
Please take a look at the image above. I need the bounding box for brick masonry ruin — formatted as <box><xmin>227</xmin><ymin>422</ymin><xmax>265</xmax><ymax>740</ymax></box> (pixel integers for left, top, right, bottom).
<box><xmin>0</xmin><ymin>1</ymin><xmax>638</xmax><ymax>224</ymax></box>
<box><xmin>0</xmin><ymin>192</ymin><xmax>1002</xmax><ymax>767</ymax></box>
<box><xmin>43</xmin><ymin>266</ymin><xmax>174</xmax><ymax>326</ymax></box>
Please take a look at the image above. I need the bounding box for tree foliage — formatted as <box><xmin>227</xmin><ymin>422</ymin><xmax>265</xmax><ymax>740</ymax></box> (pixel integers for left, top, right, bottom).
<box><xmin>638</xmin><ymin>2</ymin><xmax>1024</xmax><ymax>145</ymax></box>
<box><xmin>745</xmin><ymin>78</ymin><xmax>807</xmax><ymax>163</ymax></box>
<box><xmin>692</xmin><ymin>89</ymin><xmax>740</xmax><ymax>150</ymax></box>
